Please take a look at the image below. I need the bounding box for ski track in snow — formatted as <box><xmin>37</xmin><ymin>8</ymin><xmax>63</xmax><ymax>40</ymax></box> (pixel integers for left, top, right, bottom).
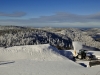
<box><xmin>0</xmin><ymin>44</ymin><xmax>100</xmax><ymax>75</ymax></box>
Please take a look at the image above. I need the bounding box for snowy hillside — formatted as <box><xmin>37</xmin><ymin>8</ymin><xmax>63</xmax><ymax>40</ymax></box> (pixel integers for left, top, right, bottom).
<box><xmin>0</xmin><ymin>26</ymin><xmax>100</xmax><ymax>50</ymax></box>
<box><xmin>0</xmin><ymin>44</ymin><xmax>65</xmax><ymax>61</ymax></box>
<box><xmin>37</xmin><ymin>27</ymin><xmax>100</xmax><ymax>50</ymax></box>
<box><xmin>0</xmin><ymin>44</ymin><xmax>100</xmax><ymax>75</ymax></box>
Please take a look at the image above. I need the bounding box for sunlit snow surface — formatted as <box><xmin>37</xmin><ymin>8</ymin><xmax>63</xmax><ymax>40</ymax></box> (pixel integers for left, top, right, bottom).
<box><xmin>0</xmin><ymin>44</ymin><xmax>100</xmax><ymax>75</ymax></box>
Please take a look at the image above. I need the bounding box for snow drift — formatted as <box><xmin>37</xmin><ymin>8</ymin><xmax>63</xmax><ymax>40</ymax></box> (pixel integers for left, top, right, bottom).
<box><xmin>0</xmin><ymin>44</ymin><xmax>65</xmax><ymax>61</ymax></box>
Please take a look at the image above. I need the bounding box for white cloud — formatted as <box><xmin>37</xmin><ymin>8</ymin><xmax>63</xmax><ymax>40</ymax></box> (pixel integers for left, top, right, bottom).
<box><xmin>0</xmin><ymin>12</ymin><xmax>26</xmax><ymax>17</ymax></box>
<box><xmin>0</xmin><ymin>12</ymin><xmax>100</xmax><ymax>27</ymax></box>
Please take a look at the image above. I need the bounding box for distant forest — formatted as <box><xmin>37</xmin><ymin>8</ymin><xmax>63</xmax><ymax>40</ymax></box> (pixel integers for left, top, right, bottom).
<box><xmin>0</xmin><ymin>28</ymin><xmax>72</xmax><ymax>50</ymax></box>
<box><xmin>0</xmin><ymin>26</ymin><xmax>100</xmax><ymax>50</ymax></box>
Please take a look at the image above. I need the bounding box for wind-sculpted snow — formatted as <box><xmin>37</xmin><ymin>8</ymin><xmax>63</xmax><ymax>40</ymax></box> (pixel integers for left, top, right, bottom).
<box><xmin>0</xmin><ymin>44</ymin><xmax>66</xmax><ymax>61</ymax></box>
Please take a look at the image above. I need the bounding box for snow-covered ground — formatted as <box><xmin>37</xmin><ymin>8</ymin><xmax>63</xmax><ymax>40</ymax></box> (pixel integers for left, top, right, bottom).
<box><xmin>0</xmin><ymin>44</ymin><xmax>100</xmax><ymax>75</ymax></box>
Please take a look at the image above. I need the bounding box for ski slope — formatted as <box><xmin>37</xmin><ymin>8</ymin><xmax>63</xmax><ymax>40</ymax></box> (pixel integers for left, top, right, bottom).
<box><xmin>0</xmin><ymin>44</ymin><xmax>100</xmax><ymax>75</ymax></box>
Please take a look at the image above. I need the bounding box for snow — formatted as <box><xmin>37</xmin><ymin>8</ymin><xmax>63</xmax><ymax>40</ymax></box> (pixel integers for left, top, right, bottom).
<box><xmin>88</xmin><ymin>51</ymin><xmax>100</xmax><ymax>59</ymax></box>
<box><xmin>0</xmin><ymin>44</ymin><xmax>65</xmax><ymax>61</ymax></box>
<box><xmin>72</xmin><ymin>41</ymin><xmax>83</xmax><ymax>51</ymax></box>
<box><xmin>0</xmin><ymin>44</ymin><xmax>100</xmax><ymax>75</ymax></box>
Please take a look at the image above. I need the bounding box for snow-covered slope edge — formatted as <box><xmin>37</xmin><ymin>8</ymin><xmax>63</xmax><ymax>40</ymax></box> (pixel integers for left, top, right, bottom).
<box><xmin>0</xmin><ymin>44</ymin><xmax>86</xmax><ymax>75</ymax></box>
<box><xmin>0</xmin><ymin>44</ymin><xmax>66</xmax><ymax>61</ymax></box>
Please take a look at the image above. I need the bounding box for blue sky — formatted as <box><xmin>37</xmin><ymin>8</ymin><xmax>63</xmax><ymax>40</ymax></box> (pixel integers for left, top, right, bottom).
<box><xmin>0</xmin><ymin>0</ymin><xmax>100</xmax><ymax>27</ymax></box>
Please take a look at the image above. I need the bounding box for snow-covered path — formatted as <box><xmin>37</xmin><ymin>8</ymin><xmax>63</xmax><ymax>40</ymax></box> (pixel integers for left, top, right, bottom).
<box><xmin>0</xmin><ymin>44</ymin><xmax>100</xmax><ymax>75</ymax></box>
